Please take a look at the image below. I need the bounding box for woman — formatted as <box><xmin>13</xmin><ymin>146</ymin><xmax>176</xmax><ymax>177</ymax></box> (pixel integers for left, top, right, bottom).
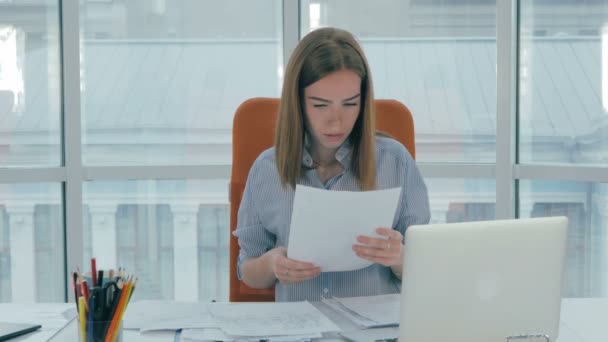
<box><xmin>234</xmin><ymin>27</ymin><xmax>430</xmax><ymax>302</ymax></box>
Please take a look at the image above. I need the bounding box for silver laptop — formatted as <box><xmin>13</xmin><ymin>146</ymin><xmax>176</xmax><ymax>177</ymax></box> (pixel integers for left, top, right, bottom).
<box><xmin>400</xmin><ymin>217</ymin><xmax>568</xmax><ymax>342</ymax></box>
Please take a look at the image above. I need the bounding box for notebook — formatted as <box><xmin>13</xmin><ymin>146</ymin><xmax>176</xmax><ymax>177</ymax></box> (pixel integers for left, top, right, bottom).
<box><xmin>0</xmin><ymin>322</ymin><xmax>41</xmax><ymax>341</ymax></box>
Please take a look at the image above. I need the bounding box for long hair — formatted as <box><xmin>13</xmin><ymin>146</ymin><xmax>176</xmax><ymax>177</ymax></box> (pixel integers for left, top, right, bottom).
<box><xmin>274</xmin><ymin>27</ymin><xmax>376</xmax><ymax>190</ymax></box>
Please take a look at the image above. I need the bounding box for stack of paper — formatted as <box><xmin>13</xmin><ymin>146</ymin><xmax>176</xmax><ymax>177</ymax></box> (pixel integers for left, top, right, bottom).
<box><xmin>181</xmin><ymin>301</ymin><xmax>340</xmax><ymax>342</ymax></box>
<box><xmin>322</xmin><ymin>294</ymin><xmax>400</xmax><ymax>328</ymax></box>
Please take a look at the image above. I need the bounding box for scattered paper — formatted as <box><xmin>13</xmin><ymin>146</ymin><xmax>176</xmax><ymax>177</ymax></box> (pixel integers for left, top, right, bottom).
<box><xmin>333</xmin><ymin>294</ymin><xmax>400</xmax><ymax>327</ymax></box>
<box><xmin>181</xmin><ymin>327</ymin><xmax>322</xmax><ymax>342</ymax></box>
<box><xmin>123</xmin><ymin>300</ymin><xmax>216</xmax><ymax>331</ymax></box>
<box><xmin>208</xmin><ymin>301</ymin><xmax>340</xmax><ymax>337</ymax></box>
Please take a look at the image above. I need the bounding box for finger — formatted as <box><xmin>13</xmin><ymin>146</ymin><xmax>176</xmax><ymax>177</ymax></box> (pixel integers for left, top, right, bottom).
<box><xmin>277</xmin><ymin>267</ymin><xmax>320</xmax><ymax>284</ymax></box>
<box><xmin>356</xmin><ymin>235</ymin><xmax>391</xmax><ymax>249</ymax></box>
<box><xmin>375</xmin><ymin>227</ymin><xmax>403</xmax><ymax>241</ymax></box>
<box><xmin>283</xmin><ymin>259</ymin><xmax>318</xmax><ymax>270</ymax></box>
<box><xmin>289</xmin><ymin>267</ymin><xmax>321</xmax><ymax>281</ymax></box>
<box><xmin>353</xmin><ymin>244</ymin><xmax>400</xmax><ymax>258</ymax></box>
<box><xmin>354</xmin><ymin>250</ymin><xmax>395</xmax><ymax>266</ymax></box>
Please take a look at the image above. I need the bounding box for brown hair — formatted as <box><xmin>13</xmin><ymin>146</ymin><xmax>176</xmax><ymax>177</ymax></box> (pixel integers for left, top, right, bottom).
<box><xmin>274</xmin><ymin>27</ymin><xmax>376</xmax><ymax>190</ymax></box>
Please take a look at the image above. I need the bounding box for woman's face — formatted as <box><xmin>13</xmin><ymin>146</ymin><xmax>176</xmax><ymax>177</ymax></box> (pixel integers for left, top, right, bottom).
<box><xmin>303</xmin><ymin>69</ymin><xmax>361</xmax><ymax>154</ymax></box>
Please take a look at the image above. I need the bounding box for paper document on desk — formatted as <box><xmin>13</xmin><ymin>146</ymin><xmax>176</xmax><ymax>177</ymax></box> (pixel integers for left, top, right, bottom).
<box><xmin>181</xmin><ymin>328</ymin><xmax>322</xmax><ymax>342</ymax></box>
<box><xmin>323</xmin><ymin>294</ymin><xmax>400</xmax><ymax>328</ymax></box>
<box><xmin>208</xmin><ymin>301</ymin><xmax>340</xmax><ymax>337</ymax></box>
<box><xmin>123</xmin><ymin>300</ymin><xmax>217</xmax><ymax>331</ymax></box>
<box><xmin>288</xmin><ymin>185</ymin><xmax>401</xmax><ymax>272</ymax></box>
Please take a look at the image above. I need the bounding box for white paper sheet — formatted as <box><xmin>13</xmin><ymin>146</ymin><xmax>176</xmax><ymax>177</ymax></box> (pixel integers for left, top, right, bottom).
<box><xmin>181</xmin><ymin>327</ymin><xmax>322</xmax><ymax>342</ymax></box>
<box><xmin>288</xmin><ymin>185</ymin><xmax>401</xmax><ymax>272</ymax></box>
<box><xmin>123</xmin><ymin>300</ymin><xmax>217</xmax><ymax>331</ymax></box>
<box><xmin>321</xmin><ymin>298</ymin><xmax>378</xmax><ymax>328</ymax></box>
<box><xmin>339</xmin><ymin>327</ymin><xmax>399</xmax><ymax>342</ymax></box>
<box><xmin>333</xmin><ymin>294</ymin><xmax>400</xmax><ymax>327</ymax></box>
<box><xmin>208</xmin><ymin>301</ymin><xmax>340</xmax><ymax>337</ymax></box>
<box><xmin>0</xmin><ymin>303</ymin><xmax>76</xmax><ymax>342</ymax></box>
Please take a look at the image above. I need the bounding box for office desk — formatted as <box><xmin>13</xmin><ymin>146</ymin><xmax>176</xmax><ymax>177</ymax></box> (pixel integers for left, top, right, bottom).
<box><xmin>46</xmin><ymin>298</ymin><xmax>607</xmax><ymax>342</ymax></box>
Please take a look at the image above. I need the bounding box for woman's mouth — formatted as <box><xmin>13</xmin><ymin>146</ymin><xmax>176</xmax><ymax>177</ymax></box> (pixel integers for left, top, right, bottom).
<box><xmin>324</xmin><ymin>133</ymin><xmax>345</xmax><ymax>142</ymax></box>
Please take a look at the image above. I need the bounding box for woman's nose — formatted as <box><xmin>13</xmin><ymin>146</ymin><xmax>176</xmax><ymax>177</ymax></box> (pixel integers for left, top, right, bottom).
<box><xmin>327</xmin><ymin>106</ymin><xmax>343</xmax><ymax>124</ymax></box>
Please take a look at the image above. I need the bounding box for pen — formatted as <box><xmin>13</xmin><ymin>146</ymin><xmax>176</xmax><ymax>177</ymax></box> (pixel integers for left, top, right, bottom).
<box><xmin>98</xmin><ymin>269</ymin><xmax>104</xmax><ymax>287</ymax></box>
<box><xmin>87</xmin><ymin>295</ymin><xmax>94</xmax><ymax>342</ymax></box>
<box><xmin>73</xmin><ymin>271</ymin><xmax>80</xmax><ymax>313</ymax></box>
<box><xmin>102</xmin><ymin>279</ymin><xmax>124</xmax><ymax>341</ymax></box>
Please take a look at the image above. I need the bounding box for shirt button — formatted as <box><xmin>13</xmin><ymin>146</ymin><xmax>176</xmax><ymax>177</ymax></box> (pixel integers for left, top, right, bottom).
<box><xmin>323</xmin><ymin>288</ymin><xmax>329</xmax><ymax>294</ymax></box>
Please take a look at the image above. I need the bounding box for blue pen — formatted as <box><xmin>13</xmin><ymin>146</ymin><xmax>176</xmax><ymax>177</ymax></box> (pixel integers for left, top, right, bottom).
<box><xmin>87</xmin><ymin>296</ymin><xmax>94</xmax><ymax>341</ymax></box>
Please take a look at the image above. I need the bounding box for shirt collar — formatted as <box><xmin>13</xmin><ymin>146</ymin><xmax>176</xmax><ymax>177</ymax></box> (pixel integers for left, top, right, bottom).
<box><xmin>302</xmin><ymin>133</ymin><xmax>353</xmax><ymax>169</ymax></box>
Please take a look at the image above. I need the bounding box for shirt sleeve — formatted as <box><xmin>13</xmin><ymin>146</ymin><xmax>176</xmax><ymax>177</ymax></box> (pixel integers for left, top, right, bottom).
<box><xmin>232</xmin><ymin>159</ymin><xmax>277</xmax><ymax>280</ymax></box>
<box><xmin>394</xmin><ymin>150</ymin><xmax>431</xmax><ymax>237</ymax></box>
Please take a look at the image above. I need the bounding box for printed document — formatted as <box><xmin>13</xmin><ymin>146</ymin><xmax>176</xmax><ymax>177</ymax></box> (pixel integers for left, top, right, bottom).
<box><xmin>288</xmin><ymin>185</ymin><xmax>401</xmax><ymax>272</ymax></box>
<box><xmin>208</xmin><ymin>301</ymin><xmax>340</xmax><ymax>337</ymax></box>
<box><xmin>123</xmin><ymin>300</ymin><xmax>216</xmax><ymax>331</ymax></box>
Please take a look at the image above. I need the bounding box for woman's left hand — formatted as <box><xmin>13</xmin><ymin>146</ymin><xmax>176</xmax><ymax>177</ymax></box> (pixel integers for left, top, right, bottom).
<box><xmin>353</xmin><ymin>227</ymin><xmax>403</xmax><ymax>267</ymax></box>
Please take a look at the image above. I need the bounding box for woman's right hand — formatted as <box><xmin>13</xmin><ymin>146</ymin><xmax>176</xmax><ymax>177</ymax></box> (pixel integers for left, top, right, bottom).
<box><xmin>270</xmin><ymin>247</ymin><xmax>321</xmax><ymax>284</ymax></box>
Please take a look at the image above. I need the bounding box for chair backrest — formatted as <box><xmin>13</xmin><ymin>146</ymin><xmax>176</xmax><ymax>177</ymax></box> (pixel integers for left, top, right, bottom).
<box><xmin>229</xmin><ymin>97</ymin><xmax>415</xmax><ymax>302</ymax></box>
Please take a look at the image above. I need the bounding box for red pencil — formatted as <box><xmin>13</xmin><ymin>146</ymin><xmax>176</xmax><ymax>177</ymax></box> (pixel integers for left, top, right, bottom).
<box><xmin>81</xmin><ymin>280</ymin><xmax>90</xmax><ymax>312</ymax></box>
<box><xmin>91</xmin><ymin>258</ymin><xmax>97</xmax><ymax>287</ymax></box>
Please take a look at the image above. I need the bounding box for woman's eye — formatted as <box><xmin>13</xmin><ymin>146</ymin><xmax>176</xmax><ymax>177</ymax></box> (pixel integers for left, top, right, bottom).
<box><xmin>313</xmin><ymin>104</ymin><xmax>327</xmax><ymax>108</ymax></box>
<box><xmin>344</xmin><ymin>102</ymin><xmax>358</xmax><ymax>107</ymax></box>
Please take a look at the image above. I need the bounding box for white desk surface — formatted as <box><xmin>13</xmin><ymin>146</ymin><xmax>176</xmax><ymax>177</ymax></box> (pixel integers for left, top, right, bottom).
<box><xmin>33</xmin><ymin>298</ymin><xmax>608</xmax><ymax>342</ymax></box>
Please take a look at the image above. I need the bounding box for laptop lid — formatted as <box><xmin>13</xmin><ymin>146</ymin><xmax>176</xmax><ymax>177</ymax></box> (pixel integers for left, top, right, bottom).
<box><xmin>400</xmin><ymin>217</ymin><xmax>568</xmax><ymax>342</ymax></box>
<box><xmin>0</xmin><ymin>322</ymin><xmax>41</xmax><ymax>341</ymax></box>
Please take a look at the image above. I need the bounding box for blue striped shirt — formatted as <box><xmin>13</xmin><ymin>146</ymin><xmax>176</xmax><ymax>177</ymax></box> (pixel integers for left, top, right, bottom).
<box><xmin>233</xmin><ymin>136</ymin><xmax>430</xmax><ymax>302</ymax></box>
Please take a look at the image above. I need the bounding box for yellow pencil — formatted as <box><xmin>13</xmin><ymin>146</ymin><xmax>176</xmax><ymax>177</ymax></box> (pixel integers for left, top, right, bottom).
<box><xmin>78</xmin><ymin>296</ymin><xmax>87</xmax><ymax>342</ymax></box>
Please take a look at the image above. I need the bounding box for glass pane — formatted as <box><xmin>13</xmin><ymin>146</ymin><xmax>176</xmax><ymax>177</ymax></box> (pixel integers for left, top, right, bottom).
<box><xmin>0</xmin><ymin>1</ymin><xmax>62</xmax><ymax>167</ymax></box>
<box><xmin>519</xmin><ymin>1</ymin><xmax>608</xmax><ymax>165</ymax></box>
<box><xmin>300</xmin><ymin>0</ymin><xmax>497</xmax><ymax>163</ymax></box>
<box><xmin>425</xmin><ymin>178</ymin><xmax>496</xmax><ymax>223</ymax></box>
<box><xmin>0</xmin><ymin>183</ymin><xmax>64</xmax><ymax>302</ymax></box>
<box><xmin>80</xmin><ymin>1</ymin><xmax>283</xmax><ymax>165</ymax></box>
<box><xmin>519</xmin><ymin>180</ymin><xmax>608</xmax><ymax>298</ymax></box>
<box><xmin>83</xmin><ymin>179</ymin><xmax>229</xmax><ymax>302</ymax></box>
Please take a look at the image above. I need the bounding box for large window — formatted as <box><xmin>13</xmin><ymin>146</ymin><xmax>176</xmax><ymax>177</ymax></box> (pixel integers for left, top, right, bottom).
<box><xmin>0</xmin><ymin>0</ymin><xmax>606</xmax><ymax>304</ymax></box>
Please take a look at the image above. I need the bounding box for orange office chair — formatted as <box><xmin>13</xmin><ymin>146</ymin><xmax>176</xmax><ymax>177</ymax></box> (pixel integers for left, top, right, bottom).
<box><xmin>229</xmin><ymin>97</ymin><xmax>416</xmax><ymax>302</ymax></box>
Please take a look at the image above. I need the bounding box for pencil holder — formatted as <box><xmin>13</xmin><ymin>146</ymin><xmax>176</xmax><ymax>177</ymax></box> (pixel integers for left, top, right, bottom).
<box><xmin>77</xmin><ymin>318</ymin><xmax>123</xmax><ymax>342</ymax></box>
